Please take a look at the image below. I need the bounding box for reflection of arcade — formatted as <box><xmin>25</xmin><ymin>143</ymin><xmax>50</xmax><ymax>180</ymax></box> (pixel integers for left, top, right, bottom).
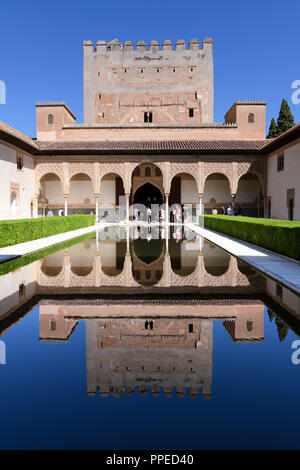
<box><xmin>39</xmin><ymin>301</ymin><xmax>265</xmax><ymax>399</ymax></box>
<box><xmin>37</xmin><ymin>232</ymin><xmax>264</xmax><ymax>292</ymax></box>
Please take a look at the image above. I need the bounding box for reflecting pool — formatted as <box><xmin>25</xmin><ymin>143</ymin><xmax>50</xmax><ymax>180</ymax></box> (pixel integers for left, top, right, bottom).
<box><xmin>0</xmin><ymin>226</ymin><xmax>299</xmax><ymax>449</ymax></box>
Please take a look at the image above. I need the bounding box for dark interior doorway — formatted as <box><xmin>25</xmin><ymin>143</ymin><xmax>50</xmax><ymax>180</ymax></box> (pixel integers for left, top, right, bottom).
<box><xmin>133</xmin><ymin>182</ymin><xmax>163</xmax><ymax>207</ymax></box>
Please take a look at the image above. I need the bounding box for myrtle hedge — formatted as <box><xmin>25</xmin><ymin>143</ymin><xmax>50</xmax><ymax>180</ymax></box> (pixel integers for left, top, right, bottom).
<box><xmin>203</xmin><ymin>215</ymin><xmax>300</xmax><ymax>261</ymax></box>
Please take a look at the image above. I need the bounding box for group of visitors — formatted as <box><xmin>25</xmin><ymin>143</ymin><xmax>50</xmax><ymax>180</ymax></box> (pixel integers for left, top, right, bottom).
<box><xmin>211</xmin><ymin>206</ymin><xmax>233</xmax><ymax>215</ymax></box>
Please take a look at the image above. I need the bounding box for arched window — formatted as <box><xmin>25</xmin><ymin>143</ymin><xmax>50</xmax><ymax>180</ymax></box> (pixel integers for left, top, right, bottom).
<box><xmin>246</xmin><ymin>320</ymin><xmax>253</xmax><ymax>332</ymax></box>
<box><xmin>155</xmin><ymin>167</ymin><xmax>161</xmax><ymax>177</ymax></box>
<box><xmin>248</xmin><ymin>113</ymin><xmax>255</xmax><ymax>124</ymax></box>
<box><xmin>48</xmin><ymin>114</ymin><xmax>54</xmax><ymax>125</ymax></box>
<box><xmin>133</xmin><ymin>167</ymin><xmax>141</xmax><ymax>177</ymax></box>
<box><xmin>145</xmin><ymin>167</ymin><xmax>151</xmax><ymax>177</ymax></box>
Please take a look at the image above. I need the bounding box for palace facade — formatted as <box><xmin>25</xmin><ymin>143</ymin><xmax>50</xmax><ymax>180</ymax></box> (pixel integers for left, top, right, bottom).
<box><xmin>0</xmin><ymin>37</ymin><xmax>299</xmax><ymax>221</ymax></box>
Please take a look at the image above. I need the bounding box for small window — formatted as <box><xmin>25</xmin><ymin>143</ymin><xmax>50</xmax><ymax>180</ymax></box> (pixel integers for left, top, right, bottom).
<box><xmin>16</xmin><ymin>153</ymin><xmax>23</xmax><ymax>170</ymax></box>
<box><xmin>50</xmin><ymin>320</ymin><xmax>57</xmax><ymax>331</ymax></box>
<box><xmin>277</xmin><ymin>153</ymin><xmax>284</xmax><ymax>172</ymax></box>
<box><xmin>133</xmin><ymin>167</ymin><xmax>141</xmax><ymax>177</ymax></box>
<box><xmin>155</xmin><ymin>167</ymin><xmax>161</xmax><ymax>176</ymax></box>
<box><xmin>48</xmin><ymin>114</ymin><xmax>54</xmax><ymax>125</ymax></box>
<box><xmin>190</xmin><ymin>67</ymin><xmax>194</xmax><ymax>72</ymax></box>
<box><xmin>173</xmin><ymin>68</ymin><xmax>176</xmax><ymax>72</ymax></box>
<box><xmin>98</xmin><ymin>72</ymin><xmax>100</xmax><ymax>77</ymax></box>
<box><xmin>189</xmin><ymin>324</ymin><xmax>194</xmax><ymax>333</ymax></box>
<box><xmin>157</xmin><ymin>68</ymin><xmax>159</xmax><ymax>73</ymax></box>
<box><xmin>189</xmin><ymin>108</ymin><xmax>194</xmax><ymax>118</ymax></box>
<box><xmin>246</xmin><ymin>320</ymin><xmax>253</xmax><ymax>332</ymax></box>
<box><xmin>145</xmin><ymin>320</ymin><xmax>149</xmax><ymax>330</ymax></box>
<box><xmin>195</xmin><ymin>92</ymin><xmax>197</xmax><ymax>99</ymax></box>
<box><xmin>144</xmin><ymin>112</ymin><xmax>153</xmax><ymax>123</ymax></box>
<box><xmin>99</xmin><ymin>94</ymin><xmax>101</xmax><ymax>99</ymax></box>
<box><xmin>141</xmin><ymin>69</ymin><xmax>144</xmax><ymax>74</ymax></box>
<box><xmin>19</xmin><ymin>283</ymin><xmax>25</xmax><ymax>301</ymax></box>
<box><xmin>145</xmin><ymin>167</ymin><xmax>151</xmax><ymax>177</ymax></box>
<box><xmin>248</xmin><ymin>113</ymin><xmax>255</xmax><ymax>124</ymax></box>
<box><xmin>276</xmin><ymin>284</ymin><xmax>283</xmax><ymax>298</ymax></box>
<box><xmin>124</xmin><ymin>69</ymin><xmax>127</xmax><ymax>73</ymax></box>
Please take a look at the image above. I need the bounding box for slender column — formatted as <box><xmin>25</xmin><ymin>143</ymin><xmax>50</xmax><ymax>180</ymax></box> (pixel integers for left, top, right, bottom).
<box><xmin>231</xmin><ymin>193</ymin><xmax>236</xmax><ymax>215</ymax></box>
<box><xmin>198</xmin><ymin>193</ymin><xmax>203</xmax><ymax>218</ymax></box>
<box><xmin>42</xmin><ymin>205</ymin><xmax>46</xmax><ymax>218</ymax></box>
<box><xmin>95</xmin><ymin>194</ymin><xmax>99</xmax><ymax>223</ymax></box>
<box><xmin>96</xmin><ymin>230</ymin><xmax>99</xmax><ymax>253</ymax></box>
<box><xmin>165</xmin><ymin>193</ymin><xmax>169</xmax><ymax>224</ymax></box>
<box><xmin>126</xmin><ymin>194</ymin><xmax>130</xmax><ymax>224</ymax></box>
<box><xmin>64</xmin><ymin>195</ymin><xmax>68</xmax><ymax>216</ymax></box>
<box><xmin>126</xmin><ymin>226</ymin><xmax>130</xmax><ymax>253</ymax></box>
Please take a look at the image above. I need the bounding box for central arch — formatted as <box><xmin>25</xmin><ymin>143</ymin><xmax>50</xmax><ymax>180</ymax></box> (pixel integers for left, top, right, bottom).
<box><xmin>133</xmin><ymin>182</ymin><xmax>163</xmax><ymax>207</ymax></box>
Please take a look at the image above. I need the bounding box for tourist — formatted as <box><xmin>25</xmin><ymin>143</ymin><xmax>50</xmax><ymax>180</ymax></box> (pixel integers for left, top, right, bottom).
<box><xmin>58</xmin><ymin>208</ymin><xmax>64</xmax><ymax>216</ymax></box>
<box><xmin>212</xmin><ymin>208</ymin><xmax>218</xmax><ymax>215</ymax></box>
<box><xmin>47</xmin><ymin>210</ymin><xmax>54</xmax><ymax>217</ymax></box>
<box><xmin>227</xmin><ymin>206</ymin><xmax>233</xmax><ymax>215</ymax></box>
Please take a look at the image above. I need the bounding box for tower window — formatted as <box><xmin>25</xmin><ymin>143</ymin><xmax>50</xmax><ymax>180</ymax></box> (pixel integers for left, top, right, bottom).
<box><xmin>189</xmin><ymin>108</ymin><xmax>194</xmax><ymax>118</ymax></box>
<box><xmin>145</xmin><ymin>167</ymin><xmax>151</xmax><ymax>177</ymax></box>
<box><xmin>248</xmin><ymin>113</ymin><xmax>255</xmax><ymax>124</ymax></box>
<box><xmin>98</xmin><ymin>72</ymin><xmax>100</xmax><ymax>77</ymax></box>
<box><xmin>144</xmin><ymin>112</ymin><xmax>153</xmax><ymax>123</ymax></box>
<box><xmin>190</xmin><ymin>67</ymin><xmax>194</xmax><ymax>72</ymax></box>
<box><xmin>48</xmin><ymin>114</ymin><xmax>54</xmax><ymax>125</ymax></box>
<box><xmin>246</xmin><ymin>320</ymin><xmax>253</xmax><ymax>332</ymax></box>
<box><xmin>157</xmin><ymin>68</ymin><xmax>159</xmax><ymax>73</ymax></box>
<box><xmin>173</xmin><ymin>68</ymin><xmax>176</xmax><ymax>72</ymax></box>
<box><xmin>50</xmin><ymin>320</ymin><xmax>57</xmax><ymax>331</ymax></box>
<box><xmin>141</xmin><ymin>69</ymin><xmax>144</xmax><ymax>73</ymax></box>
<box><xmin>99</xmin><ymin>94</ymin><xmax>101</xmax><ymax>99</ymax></box>
<box><xmin>189</xmin><ymin>324</ymin><xmax>194</xmax><ymax>333</ymax></box>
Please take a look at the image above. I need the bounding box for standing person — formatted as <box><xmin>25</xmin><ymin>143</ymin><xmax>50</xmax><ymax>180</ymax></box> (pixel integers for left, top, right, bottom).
<box><xmin>176</xmin><ymin>205</ymin><xmax>181</xmax><ymax>223</ymax></box>
<box><xmin>147</xmin><ymin>206</ymin><xmax>151</xmax><ymax>224</ymax></box>
<box><xmin>47</xmin><ymin>210</ymin><xmax>54</xmax><ymax>217</ymax></box>
<box><xmin>227</xmin><ymin>205</ymin><xmax>233</xmax><ymax>215</ymax></box>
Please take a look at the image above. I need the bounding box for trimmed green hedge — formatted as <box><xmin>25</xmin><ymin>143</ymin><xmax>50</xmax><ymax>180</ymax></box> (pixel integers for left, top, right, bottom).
<box><xmin>0</xmin><ymin>215</ymin><xmax>95</xmax><ymax>248</ymax></box>
<box><xmin>203</xmin><ymin>215</ymin><xmax>300</xmax><ymax>261</ymax></box>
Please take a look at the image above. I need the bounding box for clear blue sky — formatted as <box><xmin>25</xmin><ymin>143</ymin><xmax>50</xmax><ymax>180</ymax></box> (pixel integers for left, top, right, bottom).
<box><xmin>1</xmin><ymin>0</ymin><xmax>300</xmax><ymax>138</ymax></box>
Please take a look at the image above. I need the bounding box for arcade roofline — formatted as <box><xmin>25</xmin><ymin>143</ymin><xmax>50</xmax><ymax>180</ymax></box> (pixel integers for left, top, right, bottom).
<box><xmin>1</xmin><ymin>119</ymin><xmax>300</xmax><ymax>156</ymax></box>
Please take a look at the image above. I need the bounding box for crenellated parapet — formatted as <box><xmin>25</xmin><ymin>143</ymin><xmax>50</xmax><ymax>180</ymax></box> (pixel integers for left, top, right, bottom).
<box><xmin>83</xmin><ymin>38</ymin><xmax>213</xmax><ymax>52</ymax></box>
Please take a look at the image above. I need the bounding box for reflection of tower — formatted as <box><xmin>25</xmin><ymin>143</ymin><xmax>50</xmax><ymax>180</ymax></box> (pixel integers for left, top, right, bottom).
<box><xmin>86</xmin><ymin>318</ymin><xmax>213</xmax><ymax>399</ymax></box>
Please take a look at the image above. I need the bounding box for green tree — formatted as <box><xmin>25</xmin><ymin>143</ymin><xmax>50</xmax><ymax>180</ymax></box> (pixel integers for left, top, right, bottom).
<box><xmin>275</xmin><ymin>316</ymin><xmax>289</xmax><ymax>342</ymax></box>
<box><xmin>276</xmin><ymin>98</ymin><xmax>295</xmax><ymax>135</ymax></box>
<box><xmin>267</xmin><ymin>309</ymin><xmax>275</xmax><ymax>322</ymax></box>
<box><xmin>266</xmin><ymin>118</ymin><xmax>278</xmax><ymax>139</ymax></box>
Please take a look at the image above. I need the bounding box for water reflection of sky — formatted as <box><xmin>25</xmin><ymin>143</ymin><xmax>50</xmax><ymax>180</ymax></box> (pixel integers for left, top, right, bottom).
<box><xmin>0</xmin><ymin>228</ymin><xmax>300</xmax><ymax>449</ymax></box>
<box><xmin>0</xmin><ymin>304</ymin><xmax>300</xmax><ymax>450</ymax></box>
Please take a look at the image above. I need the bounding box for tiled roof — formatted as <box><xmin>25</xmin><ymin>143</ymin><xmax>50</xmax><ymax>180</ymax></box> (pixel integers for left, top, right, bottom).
<box><xmin>37</xmin><ymin>139</ymin><xmax>267</xmax><ymax>154</ymax></box>
<box><xmin>0</xmin><ymin>120</ymin><xmax>39</xmax><ymax>153</ymax></box>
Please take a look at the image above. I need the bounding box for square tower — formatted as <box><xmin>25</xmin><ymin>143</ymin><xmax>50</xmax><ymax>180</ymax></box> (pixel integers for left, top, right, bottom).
<box><xmin>83</xmin><ymin>38</ymin><xmax>214</xmax><ymax>125</ymax></box>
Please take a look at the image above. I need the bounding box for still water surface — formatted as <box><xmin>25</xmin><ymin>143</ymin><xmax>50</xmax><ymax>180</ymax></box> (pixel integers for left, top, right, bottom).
<box><xmin>0</xmin><ymin>226</ymin><xmax>299</xmax><ymax>449</ymax></box>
